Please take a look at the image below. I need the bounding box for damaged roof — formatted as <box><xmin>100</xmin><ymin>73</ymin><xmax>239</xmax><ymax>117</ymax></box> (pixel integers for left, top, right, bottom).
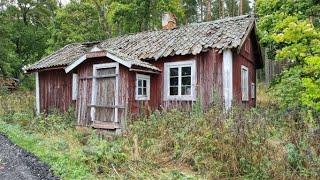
<box><xmin>24</xmin><ymin>15</ymin><xmax>257</xmax><ymax>72</ymax></box>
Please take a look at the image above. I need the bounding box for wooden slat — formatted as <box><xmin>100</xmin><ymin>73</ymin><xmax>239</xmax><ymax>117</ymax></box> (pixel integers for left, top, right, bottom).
<box><xmin>92</xmin><ymin>121</ymin><xmax>120</xmax><ymax>129</ymax></box>
<box><xmin>88</xmin><ymin>104</ymin><xmax>125</xmax><ymax>109</ymax></box>
<box><xmin>79</xmin><ymin>74</ymin><xmax>117</xmax><ymax>80</ymax></box>
<box><xmin>129</xmin><ymin>68</ymin><xmax>160</xmax><ymax>74</ymax></box>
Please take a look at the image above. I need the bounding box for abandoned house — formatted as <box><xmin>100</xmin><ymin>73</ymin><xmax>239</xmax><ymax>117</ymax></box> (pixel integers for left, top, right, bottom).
<box><xmin>23</xmin><ymin>14</ymin><xmax>263</xmax><ymax>130</ymax></box>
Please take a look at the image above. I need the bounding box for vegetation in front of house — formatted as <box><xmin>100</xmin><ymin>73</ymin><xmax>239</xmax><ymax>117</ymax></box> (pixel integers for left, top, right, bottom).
<box><xmin>0</xmin><ymin>90</ymin><xmax>319</xmax><ymax>179</ymax></box>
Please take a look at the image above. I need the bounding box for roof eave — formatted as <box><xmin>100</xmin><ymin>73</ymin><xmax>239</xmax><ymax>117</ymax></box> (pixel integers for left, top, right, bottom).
<box><xmin>65</xmin><ymin>47</ymin><xmax>160</xmax><ymax>73</ymax></box>
<box><xmin>23</xmin><ymin>65</ymin><xmax>66</xmax><ymax>74</ymax></box>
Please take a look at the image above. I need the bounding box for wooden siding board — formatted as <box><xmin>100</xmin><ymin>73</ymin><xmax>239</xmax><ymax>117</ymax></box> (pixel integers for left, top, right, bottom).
<box><xmin>127</xmin><ymin>50</ymin><xmax>223</xmax><ymax>115</ymax></box>
<box><xmin>233</xmin><ymin>36</ymin><xmax>256</xmax><ymax>106</ymax></box>
<box><xmin>77</xmin><ymin>58</ymin><xmax>106</xmax><ymax>125</ymax></box>
<box><xmin>39</xmin><ymin>69</ymin><xmax>73</xmax><ymax>113</ymax></box>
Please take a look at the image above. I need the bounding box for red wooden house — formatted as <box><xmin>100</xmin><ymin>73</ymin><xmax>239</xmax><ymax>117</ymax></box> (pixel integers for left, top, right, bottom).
<box><xmin>24</xmin><ymin>14</ymin><xmax>263</xmax><ymax>131</ymax></box>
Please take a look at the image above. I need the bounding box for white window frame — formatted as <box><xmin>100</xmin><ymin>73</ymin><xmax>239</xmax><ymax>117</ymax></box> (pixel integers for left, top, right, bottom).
<box><xmin>135</xmin><ymin>74</ymin><xmax>150</xmax><ymax>101</ymax></box>
<box><xmin>164</xmin><ymin>60</ymin><xmax>196</xmax><ymax>101</ymax></box>
<box><xmin>251</xmin><ymin>82</ymin><xmax>255</xmax><ymax>99</ymax></box>
<box><xmin>72</xmin><ymin>73</ymin><xmax>78</xmax><ymax>100</ymax></box>
<box><xmin>241</xmin><ymin>65</ymin><xmax>249</xmax><ymax>101</ymax></box>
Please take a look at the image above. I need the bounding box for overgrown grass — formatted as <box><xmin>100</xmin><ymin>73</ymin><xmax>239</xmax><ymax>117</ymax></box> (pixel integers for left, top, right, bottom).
<box><xmin>0</xmin><ymin>88</ymin><xmax>319</xmax><ymax>179</ymax></box>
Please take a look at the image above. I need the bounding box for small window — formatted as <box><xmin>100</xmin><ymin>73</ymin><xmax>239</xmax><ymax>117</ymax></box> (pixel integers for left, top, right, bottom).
<box><xmin>164</xmin><ymin>60</ymin><xmax>196</xmax><ymax>101</ymax></box>
<box><xmin>241</xmin><ymin>65</ymin><xmax>249</xmax><ymax>101</ymax></box>
<box><xmin>72</xmin><ymin>73</ymin><xmax>78</xmax><ymax>100</ymax></box>
<box><xmin>251</xmin><ymin>83</ymin><xmax>255</xmax><ymax>99</ymax></box>
<box><xmin>135</xmin><ymin>74</ymin><xmax>150</xmax><ymax>100</ymax></box>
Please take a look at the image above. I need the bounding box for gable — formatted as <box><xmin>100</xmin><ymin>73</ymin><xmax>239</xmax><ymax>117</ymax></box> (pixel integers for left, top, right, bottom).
<box><xmin>237</xmin><ymin>26</ymin><xmax>263</xmax><ymax>69</ymax></box>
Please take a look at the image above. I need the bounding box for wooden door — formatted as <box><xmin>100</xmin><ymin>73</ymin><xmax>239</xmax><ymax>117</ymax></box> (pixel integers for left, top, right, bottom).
<box><xmin>90</xmin><ymin>63</ymin><xmax>119</xmax><ymax>128</ymax></box>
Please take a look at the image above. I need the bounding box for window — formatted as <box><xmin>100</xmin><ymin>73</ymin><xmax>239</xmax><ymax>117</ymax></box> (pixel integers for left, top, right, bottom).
<box><xmin>241</xmin><ymin>65</ymin><xmax>249</xmax><ymax>101</ymax></box>
<box><xmin>164</xmin><ymin>60</ymin><xmax>196</xmax><ymax>101</ymax></box>
<box><xmin>72</xmin><ymin>73</ymin><xmax>78</xmax><ymax>100</ymax></box>
<box><xmin>251</xmin><ymin>83</ymin><xmax>255</xmax><ymax>99</ymax></box>
<box><xmin>135</xmin><ymin>74</ymin><xmax>150</xmax><ymax>100</ymax></box>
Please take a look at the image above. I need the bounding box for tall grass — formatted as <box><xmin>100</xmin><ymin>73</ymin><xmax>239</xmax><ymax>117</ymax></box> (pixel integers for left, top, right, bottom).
<box><xmin>0</xmin><ymin>88</ymin><xmax>319</xmax><ymax>179</ymax></box>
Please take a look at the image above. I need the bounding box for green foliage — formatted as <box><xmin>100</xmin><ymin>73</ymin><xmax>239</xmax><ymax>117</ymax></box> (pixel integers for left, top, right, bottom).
<box><xmin>256</xmin><ymin>0</ymin><xmax>320</xmax><ymax>112</ymax></box>
<box><xmin>0</xmin><ymin>0</ymin><xmax>55</xmax><ymax>78</ymax></box>
<box><xmin>0</xmin><ymin>91</ymin><xmax>319</xmax><ymax>179</ymax></box>
<box><xmin>47</xmin><ymin>1</ymin><xmax>107</xmax><ymax>52</ymax></box>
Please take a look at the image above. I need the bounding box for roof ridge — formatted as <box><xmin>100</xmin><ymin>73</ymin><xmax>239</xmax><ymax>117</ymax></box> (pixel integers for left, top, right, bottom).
<box><xmin>102</xmin><ymin>15</ymin><xmax>253</xmax><ymax>42</ymax></box>
<box><xmin>25</xmin><ymin>14</ymin><xmax>256</xmax><ymax>72</ymax></box>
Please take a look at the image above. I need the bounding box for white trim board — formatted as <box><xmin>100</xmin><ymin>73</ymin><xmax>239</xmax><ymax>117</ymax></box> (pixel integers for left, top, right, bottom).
<box><xmin>65</xmin><ymin>49</ymin><xmax>133</xmax><ymax>73</ymax></box>
<box><xmin>72</xmin><ymin>73</ymin><xmax>78</xmax><ymax>100</ymax></box>
<box><xmin>222</xmin><ymin>49</ymin><xmax>233</xmax><ymax>109</ymax></box>
<box><xmin>35</xmin><ymin>72</ymin><xmax>40</xmax><ymax>114</ymax></box>
<box><xmin>65</xmin><ymin>55</ymin><xmax>87</xmax><ymax>73</ymax></box>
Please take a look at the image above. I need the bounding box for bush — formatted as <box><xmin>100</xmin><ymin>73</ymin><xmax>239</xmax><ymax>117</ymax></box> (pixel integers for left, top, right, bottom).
<box><xmin>129</xmin><ymin>103</ymin><xmax>320</xmax><ymax>179</ymax></box>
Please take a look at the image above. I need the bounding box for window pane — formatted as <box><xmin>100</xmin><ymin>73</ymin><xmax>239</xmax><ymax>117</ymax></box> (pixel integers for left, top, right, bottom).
<box><xmin>170</xmin><ymin>77</ymin><xmax>178</xmax><ymax>86</ymax></box>
<box><xmin>143</xmin><ymin>80</ymin><xmax>147</xmax><ymax>87</ymax></box>
<box><xmin>138</xmin><ymin>79</ymin><xmax>142</xmax><ymax>87</ymax></box>
<box><xmin>182</xmin><ymin>86</ymin><xmax>191</xmax><ymax>95</ymax></box>
<box><xmin>182</xmin><ymin>77</ymin><xmax>191</xmax><ymax>86</ymax></box>
<box><xmin>170</xmin><ymin>87</ymin><xmax>178</xmax><ymax>95</ymax></box>
<box><xmin>138</xmin><ymin>88</ymin><xmax>143</xmax><ymax>95</ymax></box>
<box><xmin>170</xmin><ymin>68</ymin><xmax>178</xmax><ymax>76</ymax></box>
<box><xmin>182</xmin><ymin>66</ymin><xmax>191</xmax><ymax>76</ymax></box>
<box><xmin>143</xmin><ymin>88</ymin><xmax>147</xmax><ymax>95</ymax></box>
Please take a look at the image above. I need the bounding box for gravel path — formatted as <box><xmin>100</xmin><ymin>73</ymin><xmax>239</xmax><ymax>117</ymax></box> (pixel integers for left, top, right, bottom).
<box><xmin>0</xmin><ymin>134</ymin><xmax>58</xmax><ymax>180</ymax></box>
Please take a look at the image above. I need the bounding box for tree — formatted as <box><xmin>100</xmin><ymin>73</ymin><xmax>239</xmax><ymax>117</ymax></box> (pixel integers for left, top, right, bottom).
<box><xmin>47</xmin><ymin>0</ymin><xmax>107</xmax><ymax>52</ymax></box>
<box><xmin>0</xmin><ymin>0</ymin><xmax>55</xmax><ymax>77</ymax></box>
<box><xmin>256</xmin><ymin>0</ymin><xmax>320</xmax><ymax>111</ymax></box>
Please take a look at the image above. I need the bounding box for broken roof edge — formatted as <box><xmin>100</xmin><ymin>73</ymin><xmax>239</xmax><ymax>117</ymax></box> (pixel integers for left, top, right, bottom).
<box><xmin>65</xmin><ymin>47</ymin><xmax>161</xmax><ymax>73</ymax></box>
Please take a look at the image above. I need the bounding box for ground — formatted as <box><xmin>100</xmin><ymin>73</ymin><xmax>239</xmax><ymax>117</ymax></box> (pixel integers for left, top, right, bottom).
<box><xmin>0</xmin><ymin>134</ymin><xmax>58</xmax><ymax>180</ymax></box>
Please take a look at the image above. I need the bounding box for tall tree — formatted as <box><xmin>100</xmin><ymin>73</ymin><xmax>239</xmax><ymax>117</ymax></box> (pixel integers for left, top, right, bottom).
<box><xmin>0</xmin><ymin>0</ymin><xmax>56</xmax><ymax>77</ymax></box>
<box><xmin>47</xmin><ymin>0</ymin><xmax>106</xmax><ymax>53</ymax></box>
<box><xmin>257</xmin><ymin>0</ymin><xmax>320</xmax><ymax>111</ymax></box>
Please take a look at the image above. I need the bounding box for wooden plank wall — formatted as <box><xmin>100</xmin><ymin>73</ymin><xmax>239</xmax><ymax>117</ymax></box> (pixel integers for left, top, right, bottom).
<box><xmin>39</xmin><ymin>69</ymin><xmax>73</xmax><ymax>113</ymax></box>
<box><xmin>127</xmin><ymin>49</ymin><xmax>223</xmax><ymax>116</ymax></box>
<box><xmin>233</xmin><ymin>35</ymin><xmax>256</xmax><ymax>106</ymax></box>
<box><xmin>76</xmin><ymin>58</ymin><xmax>105</xmax><ymax>126</ymax></box>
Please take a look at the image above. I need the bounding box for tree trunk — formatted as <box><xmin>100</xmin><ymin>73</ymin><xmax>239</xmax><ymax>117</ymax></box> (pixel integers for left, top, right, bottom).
<box><xmin>206</xmin><ymin>0</ymin><xmax>212</xmax><ymax>21</ymax></box>
<box><xmin>218</xmin><ymin>0</ymin><xmax>224</xmax><ymax>18</ymax></box>
<box><xmin>239</xmin><ymin>0</ymin><xmax>243</xmax><ymax>15</ymax></box>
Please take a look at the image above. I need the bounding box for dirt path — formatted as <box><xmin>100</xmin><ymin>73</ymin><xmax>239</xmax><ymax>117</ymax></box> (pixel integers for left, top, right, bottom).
<box><xmin>0</xmin><ymin>134</ymin><xmax>58</xmax><ymax>180</ymax></box>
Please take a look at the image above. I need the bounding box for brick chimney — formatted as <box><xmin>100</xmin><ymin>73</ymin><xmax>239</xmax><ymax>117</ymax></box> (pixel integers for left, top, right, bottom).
<box><xmin>162</xmin><ymin>12</ymin><xmax>177</xmax><ymax>30</ymax></box>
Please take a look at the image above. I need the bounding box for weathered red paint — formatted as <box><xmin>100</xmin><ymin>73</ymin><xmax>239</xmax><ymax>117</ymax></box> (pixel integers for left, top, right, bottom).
<box><xmin>37</xmin><ymin>36</ymin><xmax>259</xmax><ymax>126</ymax></box>
<box><xmin>233</xmin><ymin>35</ymin><xmax>256</xmax><ymax>106</ymax></box>
<box><xmin>126</xmin><ymin>49</ymin><xmax>224</xmax><ymax>116</ymax></box>
<box><xmin>39</xmin><ymin>69</ymin><xmax>73</xmax><ymax>113</ymax></box>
